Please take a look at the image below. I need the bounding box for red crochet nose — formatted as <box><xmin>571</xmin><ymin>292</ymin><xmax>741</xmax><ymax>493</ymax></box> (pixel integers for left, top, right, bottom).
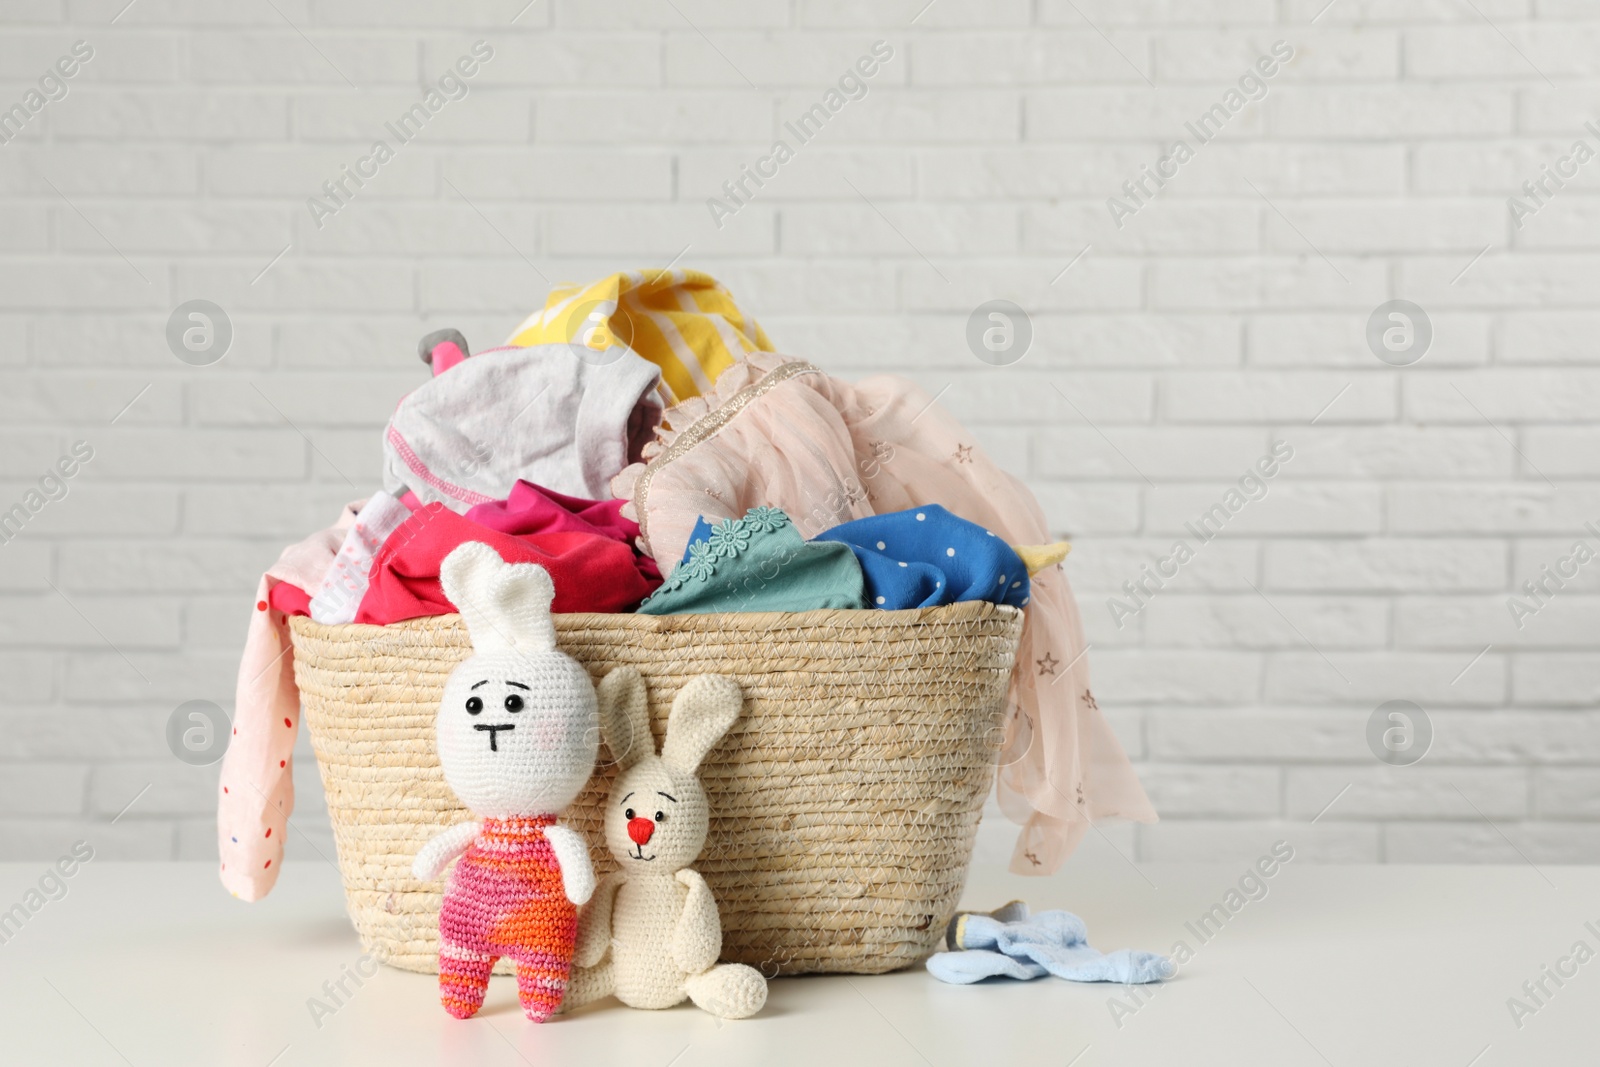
<box><xmin>627</xmin><ymin>817</ymin><xmax>655</xmax><ymax>845</ymax></box>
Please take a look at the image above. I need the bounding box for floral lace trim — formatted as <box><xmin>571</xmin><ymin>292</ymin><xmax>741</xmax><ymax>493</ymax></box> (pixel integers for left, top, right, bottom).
<box><xmin>650</xmin><ymin>507</ymin><xmax>791</xmax><ymax>592</ymax></box>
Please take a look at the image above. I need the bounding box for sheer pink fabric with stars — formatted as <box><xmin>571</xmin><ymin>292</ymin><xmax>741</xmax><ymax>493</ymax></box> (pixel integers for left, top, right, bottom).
<box><xmin>614</xmin><ymin>354</ymin><xmax>1156</xmax><ymax>874</ymax></box>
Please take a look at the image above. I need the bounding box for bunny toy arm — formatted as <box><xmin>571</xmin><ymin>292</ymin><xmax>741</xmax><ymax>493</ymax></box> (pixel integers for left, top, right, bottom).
<box><xmin>412</xmin><ymin>820</ymin><xmax>481</xmax><ymax>881</ymax></box>
<box><xmin>672</xmin><ymin>868</ymin><xmax>724</xmax><ymax>975</ymax></box>
<box><xmin>573</xmin><ymin>870</ymin><xmax>622</xmax><ymax>969</ymax></box>
<box><xmin>543</xmin><ymin>823</ymin><xmax>597</xmax><ymax>906</ymax></box>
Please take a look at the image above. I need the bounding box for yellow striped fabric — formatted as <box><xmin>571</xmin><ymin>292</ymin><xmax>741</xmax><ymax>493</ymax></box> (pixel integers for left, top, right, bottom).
<box><xmin>505</xmin><ymin>269</ymin><xmax>773</xmax><ymax>403</ymax></box>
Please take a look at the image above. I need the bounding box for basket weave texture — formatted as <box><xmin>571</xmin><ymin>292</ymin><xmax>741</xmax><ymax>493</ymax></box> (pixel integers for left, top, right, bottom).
<box><xmin>288</xmin><ymin>601</ymin><xmax>1023</xmax><ymax>976</ymax></box>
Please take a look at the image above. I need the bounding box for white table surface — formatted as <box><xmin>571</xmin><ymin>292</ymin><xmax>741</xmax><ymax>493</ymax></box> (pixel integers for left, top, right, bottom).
<box><xmin>2</xmin><ymin>847</ymin><xmax>1594</xmax><ymax>1066</ymax></box>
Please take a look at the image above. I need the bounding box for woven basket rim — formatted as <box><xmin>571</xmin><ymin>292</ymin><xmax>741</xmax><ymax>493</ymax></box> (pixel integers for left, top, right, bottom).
<box><xmin>289</xmin><ymin>599</ymin><xmax>1022</xmax><ymax>639</ymax></box>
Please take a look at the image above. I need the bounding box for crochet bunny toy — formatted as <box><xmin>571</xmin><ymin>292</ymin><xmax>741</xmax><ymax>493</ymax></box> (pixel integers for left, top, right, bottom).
<box><xmin>411</xmin><ymin>541</ymin><xmax>600</xmax><ymax>1023</ymax></box>
<box><xmin>565</xmin><ymin>669</ymin><xmax>768</xmax><ymax>1019</ymax></box>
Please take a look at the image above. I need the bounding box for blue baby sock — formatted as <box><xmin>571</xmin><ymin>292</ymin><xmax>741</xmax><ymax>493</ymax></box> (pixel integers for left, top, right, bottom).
<box><xmin>927</xmin><ymin>904</ymin><xmax>1172</xmax><ymax>986</ymax></box>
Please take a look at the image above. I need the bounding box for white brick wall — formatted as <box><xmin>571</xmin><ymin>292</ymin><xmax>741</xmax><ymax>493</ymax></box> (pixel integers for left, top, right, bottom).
<box><xmin>3</xmin><ymin>0</ymin><xmax>1597</xmax><ymax>867</ymax></box>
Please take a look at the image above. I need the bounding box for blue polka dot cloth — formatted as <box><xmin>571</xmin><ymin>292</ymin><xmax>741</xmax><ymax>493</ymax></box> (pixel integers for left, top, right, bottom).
<box><xmin>812</xmin><ymin>504</ymin><xmax>1030</xmax><ymax>610</ymax></box>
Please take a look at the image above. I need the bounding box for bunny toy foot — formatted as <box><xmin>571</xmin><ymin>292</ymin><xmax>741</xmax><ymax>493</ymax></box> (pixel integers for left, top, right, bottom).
<box><xmin>411</xmin><ymin>542</ymin><xmax>601</xmax><ymax>1023</ymax></box>
<box><xmin>566</xmin><ymin>671</ymin><xmax>768</xmax><ymax>1020</ymax></box>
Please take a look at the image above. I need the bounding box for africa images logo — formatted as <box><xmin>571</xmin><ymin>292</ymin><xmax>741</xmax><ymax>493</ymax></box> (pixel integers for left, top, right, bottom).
<box><xmin>306</xmin><ymin>42</ymin><xmax>495</xmax><ymax>229</ymax></box>
<box><xmin>1106</xmin><ymin>441</ymin><xmax>1294</xmax><ymax>628</ymax></box>
<box><xmin>0</xmin><ymin>40</ymin><xmax>94</xmax><ymax>147</ymax></box>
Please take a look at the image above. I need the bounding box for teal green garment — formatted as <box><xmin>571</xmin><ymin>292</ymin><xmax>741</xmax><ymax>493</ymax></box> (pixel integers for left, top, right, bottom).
<box><xmin>637</xmin><ymin>507</ymin><xmax>868</xmax><ymax>615</ymax></box>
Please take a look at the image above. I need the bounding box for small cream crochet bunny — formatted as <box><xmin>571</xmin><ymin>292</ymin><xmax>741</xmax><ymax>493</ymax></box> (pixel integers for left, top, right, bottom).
<box><xmin>411</xmin><ymin>542</ymin><xmax>600</xmax><ymax>1023</ymax></box>
<box><xmin>565</xmin><ymin>669</ymin><xmax>768</xmax><ymax>1019</ymax></box>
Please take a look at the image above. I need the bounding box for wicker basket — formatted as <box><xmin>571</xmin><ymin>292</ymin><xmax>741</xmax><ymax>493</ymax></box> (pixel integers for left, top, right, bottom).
<box><xmin>288</xmin><ymin>601</ymin><xmax>1023</xmax><ymax>976</ymax></box>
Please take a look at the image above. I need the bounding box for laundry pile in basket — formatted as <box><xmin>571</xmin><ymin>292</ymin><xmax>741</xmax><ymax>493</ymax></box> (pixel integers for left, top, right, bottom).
<box><xmin>218</xmin><ymin>269</ymin><xmax>1156</xmax><ymax>904</ymax></box>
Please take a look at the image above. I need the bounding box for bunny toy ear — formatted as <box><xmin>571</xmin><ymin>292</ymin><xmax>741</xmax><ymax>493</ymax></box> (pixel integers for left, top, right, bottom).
<box><xmin>439</xmin><ymin>541</ymin><xmax>558</xmax><ymax>655</ymax></box>
<box><xmin>661</xmin><ymin>674</ymin><xmax>742</xmax><ymax>777</ymax></box>
<box><xmin>597</xmin><ymin>667</ymin><xmax>651</xmax><ymax>770</ymax></box>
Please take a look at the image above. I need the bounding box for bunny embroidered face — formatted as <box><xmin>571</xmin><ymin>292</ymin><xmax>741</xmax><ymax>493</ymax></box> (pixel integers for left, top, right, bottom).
<box><xmin>596</xmin><ymin>670</ymin><xmax>742</xmax><ymax>872</ymax></box>
<box><xmin>435</xmin><ymin>542</ymin><xmax>599</xmax><ymax>819</ymax></box>
<box><xmin>607</xmin><ymin>764</ymin><xmax>709</xmax><ymax>869</ymax></box>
